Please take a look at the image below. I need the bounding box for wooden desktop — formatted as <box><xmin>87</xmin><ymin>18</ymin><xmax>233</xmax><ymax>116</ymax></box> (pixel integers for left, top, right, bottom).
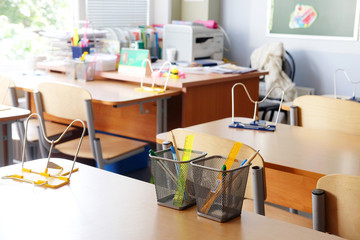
<box><xmin>2</xmin><ymin>65</ymin><xmax>264</xmax><ymax>142</ymax></box>
<box><xmin>98</xmin><ymin>70</ymin><xmax>264</xmax><ymax>127</ymax></box>
<box><xmin>156</xmin><ymin>117</ymin><xmax>360</xmax><ymax>214</ymax></box>
<box><xmin>0</xmin><ymin>158</ymin><xmax>342</xmax><ymax>240</ymax></box>
<box><xmin>0</xmin><ymin>105</ymin><xmax>30</xmax><ymax>166</ymax></box>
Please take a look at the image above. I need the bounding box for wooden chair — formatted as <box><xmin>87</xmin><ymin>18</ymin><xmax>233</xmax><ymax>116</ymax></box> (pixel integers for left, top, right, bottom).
<box><xmin>1</xmin><ymin>75</ymin><xmax>79</xmax><ymax>161</ymax></box>
<box><xmin>0</xmin><ymin>75</ymin><xmax>12</xmax><ymax>105</ymax></box>
<box><xmin>33</xmin><ymin>81</ymin><xmax>148</xmax><ymax>169</ymax></box>
<box><xmin>167</xmin><ymin>128</ymin><xmax>312</xmax><ymax>228</ymax></box>
<box><xmin>291</xmin><ymin>95</ymin><xmax>360</xmax><ymax>135</ymax></box>
<box><xmin>312</xmin><ymin>174</ymin><xmax>360</xmax><ymax>239</ymax></box>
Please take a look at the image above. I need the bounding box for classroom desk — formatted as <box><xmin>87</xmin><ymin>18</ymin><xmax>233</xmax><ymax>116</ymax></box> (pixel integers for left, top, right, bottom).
<box><xmin>0</xmin><ymin>158</ymin><xmax>342</xmax><ymax>240</ymax></box>
<box><xmin>0</xmin><ymin>105</ymin><xmax>30</xmax><ymax>166</ymax></box>
<box><xmin>38</xmin><ymin>61</ymin><xmax>265</xmax><ymax>134</ymax></box>
<box><xmin>156</xmin><ymin>117</ymin><xmax>360</xmax><ymax>214</ymax></box>
<box><xmin>98</xmin><ymin>70</ymin><xmax>264</xmax><ymax>127</ymax></box>
<box><xmin>1</xmin><ymin>71</ymin><xmax>181</xmax><ymax>142</ymax></box>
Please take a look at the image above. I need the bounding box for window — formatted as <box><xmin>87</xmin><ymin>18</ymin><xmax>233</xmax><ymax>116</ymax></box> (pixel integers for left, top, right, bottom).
<box><xmin>0</xmin><ymin>0</ymin><xmax>72</xmax><ymax>61</ymax></box>
<box><xmin>86</xmin><ymin>0</ymin><xmax>150</xmax><ymax>28</ymax></box>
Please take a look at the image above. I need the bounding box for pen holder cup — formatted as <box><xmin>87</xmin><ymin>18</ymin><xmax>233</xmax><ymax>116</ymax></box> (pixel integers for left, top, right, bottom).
<box><xmin>150</xmin><ymin>148</ymin><xmax>207</xmax><ymax>210</ymax></box>
<box><xmin>72</xmin><ymin>46</ymin><xmax>90</xmax><ymax>59</ymax></box>
<box><xmin>190</xmin><ymin>156</ymin><xmax>251</xmax><ymax>222</ymax></box>
<box><xmin>67</xmin><ymin>60</ymin><xmax>96</xmax><ymax>81</ymax></box>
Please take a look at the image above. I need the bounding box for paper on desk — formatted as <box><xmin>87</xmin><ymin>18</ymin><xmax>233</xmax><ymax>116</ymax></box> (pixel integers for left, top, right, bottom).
<box><xmin>177</xmin><ymin>66</ymin><xmax>212</xmax><ymax>74</ymax></box>
<box><xmin>0</xmin><ymin>105</ymin><xmax>11</xmax><ymax>111</ymax></box>
<box><xmin>204</xmin><ymin>64</ymin><xmax>256</xmax><ymax>74</ymax></box>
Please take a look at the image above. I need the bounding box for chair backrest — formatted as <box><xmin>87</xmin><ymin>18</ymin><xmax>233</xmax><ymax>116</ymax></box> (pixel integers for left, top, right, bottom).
<box><xmin>0</xmin><ymin>75</ymin><xmax>13</xmax><ymax>105</ymax></box>
<box><xmin>283</xmin><ymin>50</ymin><xmax>295</xmax><ymax>81</ymax></box>
<box><xmin>317</xmin><ymin>174</ymin><xmax>360</xmax><ymax>239</ymax></box>
<box><xmin>168</xmin><ymin>128</ymin><xmax>266</xmax><ymax>201</ymax></box>
<box><xmin>36</xmin><ymin>82</ymin><xmax>92</xmax><ymax>121</ymax></box>
<box><xmin>293</xmin><ymin>95</ymin><xmax>360</xmax><ymax>136</ymax></box>
<box><xmin>34</xmin><ymin>82</ymin><xmax>96</xmax><ymax>158</ymax></box>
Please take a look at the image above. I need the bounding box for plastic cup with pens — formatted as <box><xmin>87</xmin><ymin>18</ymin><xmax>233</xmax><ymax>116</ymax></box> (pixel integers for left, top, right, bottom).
<box><xmin>66</xmin><ymin>52</ymin><xmax>97</xmax><ymax>81</ymax></box>
<box><xmin>149</xmin><ymin>148</ymin><xmax>207</xmax><ymax>210</ymax></box>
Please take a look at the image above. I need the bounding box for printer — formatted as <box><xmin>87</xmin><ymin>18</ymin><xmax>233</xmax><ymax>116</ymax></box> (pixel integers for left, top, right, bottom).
<box><xmin>162</xmin><ymin>24</ymin><xmax>224</xmax><ymax>63</ymax></box>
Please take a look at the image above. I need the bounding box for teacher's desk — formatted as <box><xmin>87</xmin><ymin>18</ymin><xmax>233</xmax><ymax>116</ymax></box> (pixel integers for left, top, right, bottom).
<box><xmin>37</xmin><ymin>63</ymin><xmax>265</xmax><ymax>142</ymax></box>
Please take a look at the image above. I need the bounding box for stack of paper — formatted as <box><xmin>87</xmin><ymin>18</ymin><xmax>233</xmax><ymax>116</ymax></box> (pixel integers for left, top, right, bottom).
<box><xmin>204</xmin><ymin>64</ymin><xmax>256</xmax><ymax>74</ymax></box>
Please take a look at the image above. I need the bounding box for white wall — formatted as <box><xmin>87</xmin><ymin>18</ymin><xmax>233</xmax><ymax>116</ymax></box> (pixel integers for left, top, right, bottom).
<box><xmin>221</xmin><ymin>0</ymin><xmax>360</xmax><ymax>96</ymax></box>
<box><xmin>151</xmin><ymin>0</ymin><xmax>182</xmax><ymax>25</ymax></box>
<box><xmin>151</xmin><ymin>0</ymin><xmax>171</xmax><ymax>24</ymax></box>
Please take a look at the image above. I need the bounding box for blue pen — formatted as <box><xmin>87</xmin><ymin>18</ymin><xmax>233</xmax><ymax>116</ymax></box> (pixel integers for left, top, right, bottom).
<box><xmin>240</xmin><ymin>158</ymin><xmax>248</xmax><ymax>166</ymax></box>
<box><xmin>170</xmin><ymin>146</ymin><xmax>180</xmax><ymax>175</ymax></box>
<box><xmin>170</xmin><ymin>146</ymin><xmax>178</xmax><ymax>161</ymax></box>
<box><xmin>241</xmin><ymin>150</ymin><xmax>260</xmax><ymax>166</ymax></box>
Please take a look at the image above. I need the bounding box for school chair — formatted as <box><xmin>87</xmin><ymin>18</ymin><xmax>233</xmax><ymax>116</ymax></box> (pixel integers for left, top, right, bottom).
<box><xmin>290</xmin><ymin>95</ymin><xmax>360</xmax><ymax>136</ymax></box>
<box><xmin>257</xmin><ymin>50</ymin><xmax>296</xmax><ymax>122</ymax></box>
<box><xmin>312</xmin><ymin>174</ymin><xmax>360</xmax><ymax>240</ymax></box>
<box><xmin>1</xmin><ymin>75</ymin><xmax>79</xmax><ymax>161</ymax></box>
<box><xmin>0</xmin><ymin>75</ymin><xmax>12</xmax><ymax>104</ymax></box>
<box><xmin>33</xmin><ymin>81</ymin><xmax>148</xmax><ymax>169</ymax></box>
<box><xmin>250</xmin><ymin>42</ymin><xmax>297</xmax><ymax>122</ymax></box>
<box><xmin>168</xmin><ymin>128</ymin><xmax>312</xmax><ymax>228</ymax></box>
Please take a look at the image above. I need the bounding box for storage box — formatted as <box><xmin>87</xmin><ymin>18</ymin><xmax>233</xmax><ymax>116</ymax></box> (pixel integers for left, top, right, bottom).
<box><xmin>104</xmin><ymin>145</ymin><xmax>150</xmax><ymax>175</ymax></box>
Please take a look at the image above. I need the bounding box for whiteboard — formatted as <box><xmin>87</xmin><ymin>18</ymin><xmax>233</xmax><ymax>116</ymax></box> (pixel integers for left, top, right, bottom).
<box><xmin>267</xmin><ymin>0</ymin><xmax>360</xmax><ymax>40</ymax></box>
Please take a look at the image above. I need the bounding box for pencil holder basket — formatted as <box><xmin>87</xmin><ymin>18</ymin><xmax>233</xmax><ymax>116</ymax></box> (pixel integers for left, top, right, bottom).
<box><xmin>150</xmin><ymin>148</ymin><xmax>207</xmax><ymax>210</ymax></box>
<box><xmin>190</xmin><ymin>155</ymin><xmax>251</xmax><ymax>222</ymax></box>
<box><xmin>72</xmin><ymin>46</ymin><xmax>90</xmax><ymax>59</ymax></box>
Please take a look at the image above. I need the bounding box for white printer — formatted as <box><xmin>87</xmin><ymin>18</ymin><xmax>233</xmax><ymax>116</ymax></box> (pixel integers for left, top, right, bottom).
<box><xmin>162</xmin><ymin>24</ymin><xmax>224</xmax><ymax>63</ymax></box>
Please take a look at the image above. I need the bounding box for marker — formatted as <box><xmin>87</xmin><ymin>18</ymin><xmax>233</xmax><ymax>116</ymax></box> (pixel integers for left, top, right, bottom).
<box><xmin>149</xmin><ymin>149</ymin><xmax>157</xmax><ymax>156</ymax></box>
<box><xmin>73</xmin><ymin>29</ymin><xmax>79</xmax><ymax>47</ymax></box>
<box><xmin>240</xmin><ymin>158</ymin><xmax>248</xmax><ymax>166</ymax></box>
<box><xmin>170</xmin><ymin>146</ymin><xmax>178</xmax><ymax>161</ymax></box>
<box><xmin>222</xmin><ymin>164</ymin><xmax>227</xmax><ymax>177</ymax></box>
